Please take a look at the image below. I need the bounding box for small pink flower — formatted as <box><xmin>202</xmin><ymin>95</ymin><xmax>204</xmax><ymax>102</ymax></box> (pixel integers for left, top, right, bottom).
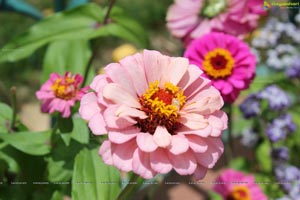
<box><xmin>184</xmin><ymin>32</ymin><xmax>256</xmax><ymax>103</ymax></box>
<box><xmin>166</xmin><ymin>0</ymin><xmax>266</xmax><ymax>46</ymax></box>
<box><xmin>79</xmin><ymin>50</ymin><xmax>228</xmax><ymax>179</ymax></box>
<box><xmin>36</xmin><ymin>72</ymin><xmax>88</xmax><ymax>118</ymax></box>
<box><xmin>213</xmin><ymin>169</ymin><xmax>268</xmax><ymax>200</ymax></box>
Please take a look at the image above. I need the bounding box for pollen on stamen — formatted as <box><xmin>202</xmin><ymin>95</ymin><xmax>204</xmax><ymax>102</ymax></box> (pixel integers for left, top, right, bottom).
<box><xmin>136</xmin><ymin>80</ymin><xmax>186</xmax><ymax>134</ymax></box>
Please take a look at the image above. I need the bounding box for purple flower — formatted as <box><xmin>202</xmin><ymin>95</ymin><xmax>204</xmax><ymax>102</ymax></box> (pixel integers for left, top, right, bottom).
<box><xmin>257</xmin><ymin>85</ymin><xmax>290</xmax><ymax>111</ymax></box>
<box><xmin>241</xmin><ymin>128</ymin><xmax>259</xmax><ymax>148</ymax></box>
<box><xmin>286</xmin><ymin>58</ymin><xmax>300</xmax><ymax>79</ymax></box>
<box><xmin>266</xmin><ymin>114</ymin><xmax>296</xmax><ymax>142</ymax></box>
<box><xmin>271</xmin><ymin>147</ymin><xmax>289</xmax><ymax>163</ymax></box>
<box><xmin>275</xmin><ymin>164</ymin><xmax>300</xmax><ymax>192</ymax></box>
<box><xmin>239</xmin><ymin>94</ymin><xmax>261</xmax><ymax>118</ymax></box>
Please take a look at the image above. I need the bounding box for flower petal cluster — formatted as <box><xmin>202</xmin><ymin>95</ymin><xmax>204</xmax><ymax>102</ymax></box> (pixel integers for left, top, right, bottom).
<box><xmin>266</xmin><ymin>114</ymin><xmax>296</xmax><ymax>142</ymax></box>
<box><xmin>257</xmin><ymin>85</ymin><xmax>290</xmax><ymax>111</ymax></box>
<box><xmin>184</xmin><ymin>32</ymin><xmax>256</xmax><ymax>103</ymax></box>
<box><xmin>79</xmin><ymin>50</ymin><xmax>228</xmax><ymax>179</ymax></box>
<box><xmin>36</xmin><ymin>72</ymin><xmax>88</xmax><ymax>118</ymax></box>
<box><xmin>166</xmin><ymin>0</ymin><xmax>266</xmax><ymax>46</ymax></box>
<box><xmin>213</xmin><ymin>169</ymin><xmax>267</xmax><ymax>200</ymax></box>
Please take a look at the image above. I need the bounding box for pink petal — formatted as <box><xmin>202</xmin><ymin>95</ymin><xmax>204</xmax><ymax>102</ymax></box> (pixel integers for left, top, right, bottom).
<box><xmin>108</xmin><ymin>128</ymin><xmax>138</xmax><ymax>144</ymax></box>
<box><xmin>193</xmin><ymin>165</ymin><xmax>208</xmax><ymax>180</ymax></box>
<box><xmin>194</xmin><ymin>137</ymin><xmax>224</xmax><ymax>169</ymax></box>
<box><xmin>153</xmin><ymin>126</ymin><xmax>172</xmax><ymax>148</ymax></box>
<box><xmin>177</xmin><ymin>64</ymin><xmax>203</xmax><ymax>90</ymax></box>
<box><xmin>79</xmin><ymin>92</ymin><xmax>100</xmax><ymax>120</ymax></box>
<box><xmin>90</xmin><ymin>75</ymin><xmax>108</xmax><ymax>92</ymax></box>
<box><xmin>185</xmin><ymin>135</ymin><xmax>208</xmax><ymax>153</ymax></box>
<box><xmin>88</xmin><ymin>113</ymin><xmax>107</xmax><ymax>135</ymax></box>
<box><xmin>150</xmin><ymin>148</ymin><xmax>172</xmax><ymax>174</ymax></box>
<box><xmin>103</xmin><ymin>83</ymin><xmax>140</xmax><ymax>108</ymax></box>
<box><xmin>169</xmin><ymin>57</ymin><xmax>189</xmax><ymax>85</ymax></box>
<box><xmin>112</xmin><ymin>139</ymin><xmax>136</xmax><ymax>172</ymax></box>
<box><xmin>179</xmin><ymin>113</ymin><xmax>209</xmax><ymax>130</ymax></box>
<box><xmin>168</xmin><ymin>134</ymin><xmax>189</xmax><ymax>155</ymax></box>
<box><xmin>104</xmin><ymin>105</ymin><xmax>136</xmax><ymax>129</ymax></box>
<box><xmin>132</xmin><ymin>149</ymin><xmax>156</xmax><ymax>179</ymax></box>
<box><xmin>105</xmin><ymin>63</ymin><xmax>136</xmax><ymax>96</ymax></box>
<box><xmin>169</xmin><ymin>150</ymin><xmax>197</xmax><ymax>175</ymax></box>
<box><xmin>99</xmin><ymin>140</ymin><xmax>113</xmax><ymax>165</ymax></box>
<box><xmin>116</xmin><ymin>105</ymin><xmax>147</xmax><ymax>119</ymax></box>
<box><xmin>136</xmin><ymin>133</ymin><xmax>158</xmax><ymax>152</ymax></box>
<box><xmin>119</xmin><ymin>55</ymin><xmax>148</xmax><ymax>96</ymax></box>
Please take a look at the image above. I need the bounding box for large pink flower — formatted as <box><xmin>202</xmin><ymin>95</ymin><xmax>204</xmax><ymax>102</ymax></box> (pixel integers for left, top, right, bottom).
<box><xmin>213</xmin><ymin>169</ymin><xmax>268</xmax><ymax>200</ymax></box>
<box><xmin>79</xmin><ymin>50</ymin><xmax>228</xmax><ymax>179</ymax></box>
<box><xmin>166</xmin><ymin>0</ymin><xmax>266</xmax><ymax>46</ymax></box>
<box><xmin>36</xmin><ymin>72</ymin><xmax>88</xmax><ymax>118</ymax></box>
<box><xmin>184</xmin><ymin>32</ymin><xmax>256</xmax><ymax>103</ymax></box>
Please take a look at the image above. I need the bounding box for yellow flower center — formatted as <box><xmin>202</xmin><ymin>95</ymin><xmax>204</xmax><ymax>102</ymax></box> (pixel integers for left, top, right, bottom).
<box><xmin>227</xmin><ymin>185</ymin><xmax>251</xmax><ymax>200</ymax></box>
<box><xmin>202</xmin><ymin>48</ymin><xmax>234</xmax><ymax>79</ymax></box>
<box><xmin>137</xmin><ymin>80</ymin><xmax>186</xmax><ymax>134</ymax></box>
<box><xmin>51</xmin><ymin>77</ymin><xmax>78</xmax><ymax>100</ymax></box>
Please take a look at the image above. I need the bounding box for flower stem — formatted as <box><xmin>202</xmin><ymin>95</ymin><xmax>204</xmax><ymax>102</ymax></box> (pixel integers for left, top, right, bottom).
<box><xmin>82</xmin><ymin>0</ymin><xmax>117</xmax><ymax>86</ymax></box>
<box><xmin>116</xmin><ymin>173</ymin><xmax>140</xmax><ymax>200</ymax></box>
<box><xmin>10</xmin><ymin>87</ymin><xmax>17</xmax><ymax>131</ymax></box>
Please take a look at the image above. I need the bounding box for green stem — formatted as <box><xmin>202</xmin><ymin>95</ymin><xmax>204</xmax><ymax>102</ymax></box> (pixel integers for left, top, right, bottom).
<box><xmin>116</xmin><ymin>173</ymin><xmax>140</xmax><ymax>200</ymax></box>
<box><xmin>10</xmin><ymin>87</ymin><xmax>17</xmax><ymax>131</ymax></box>
<box><xmin>82</xmin><ymin>0</ymin><xmax>118</xmax><ymax>86</ymax></box>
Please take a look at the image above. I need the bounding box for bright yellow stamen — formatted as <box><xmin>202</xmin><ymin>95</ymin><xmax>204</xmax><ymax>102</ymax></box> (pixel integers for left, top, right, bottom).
<box><xmin>203</xmin><ymin>48</ymin><xmax>234</xmax><ymax>79</ymax></box>
<box><xmin>142</xmin><ymin>80</ymin><xmax>186</xmax><ymax>118</ymax></box>
<box><xmin>52</xmin><ymin>77</ymin><xmax>76</xmax><ymax>100</ymax></box>
<box><xmin>227</xmin><ymin>185</ymin><xmax>251</xmax><ymax>200</ymax></box>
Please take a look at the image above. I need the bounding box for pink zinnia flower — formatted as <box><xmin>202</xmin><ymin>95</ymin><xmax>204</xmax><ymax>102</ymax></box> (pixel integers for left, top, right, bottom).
<box><xmin>166</xmin><ymin>0</ymin><xmax>266</xmax><ymax>46</ymax></box>
<box><xmin>79</xmin><ymin>50</ymin><xmax>228</xmax><ymax>179</ymax></box>
<box><xmin>36</xmin><ymin>72</ymin><xmax>88</xmax><ymax>118</ymax></box>
<box><xmin>213</xmin><ymin>169</ymin><xmax>268</xmax><ymax>200</ymax></box>
<box><xmin>184</xmin><ymin>32</ymin><xmax>256</xmax><ymax>103</ymax></box>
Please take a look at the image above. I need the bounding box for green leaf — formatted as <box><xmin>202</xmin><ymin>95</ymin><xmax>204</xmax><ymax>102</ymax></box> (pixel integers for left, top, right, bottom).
<box><xmin>0</xmin><ymin>3</ymin><xmax>104</xmax><ymax>62</ymax></box>
<box><xmin>208</xmin><ymin>191</ymin><xmax>223</xmax><ymax>200</ymax></box>
<box><xmin>0</xmin><ymin>3</ymin><xmax>148</xmax><ymax>63</ymax></box>
<box><xmin>256</xmin><ymin>141</ymin><xmax>272</xmax><ymax>173</ymax></box>
<box><xmin>110</xmin><ymin>8</ymin><xmax>149</xmax><ymax>48</ymax></box>
<box><xmin>71</xmin><ymin>117</ymin><xmax>89</xmax><ymax>144</ymax></box>
<box><xmin>72</xmin><ymin>148</ymin><xmax>121</xmax><ymax>200</ymax></box>
<box><xmin>47</xmin><ymin>157</ymin><xmax>72</xmax><ymax>182</ymax></box>
<box><xmin>50</xmin><ymin>191</ymin><xmax>64</xmax><ymax>200</ymax></box>
<box><xmin>0</xmin><ymin>131</ymin><xmax>51</xmax><ymax>155</ymax></box>
<box><xmin>47</xmin><ymin>138</ymin><xmax>85</xmax><ymax>182</ymax></box>
<box><xmin>0</xmin><ymin>103</ymin><xmax>12</xmax><ymax>132</ymax></box>
<box><xmin>58</xmin><ymin>116</ymin><xmax>73</xmax><ymax>133</ymax></box>
<box><xmin>42</xmin><ymin>39</ymin><xmax>93</xmax><ymax>83</ymax></box>
<box><xmin>0</xmin><ymin>151</ymin><xmax>19</xmax><ymax>173</ymax></box>
<box><xmin>229</xmin><ymin>157</ymin><xmax>250</xmax><ymax>171</ymax></box>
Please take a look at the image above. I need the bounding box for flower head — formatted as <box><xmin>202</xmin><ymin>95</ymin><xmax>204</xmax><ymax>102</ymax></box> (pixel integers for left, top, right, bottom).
<box><xmin>257</xmin><ymin>85</ymin><xmax>290</xmax><ymax>111</ymax></box>
<box><xmin>275</xmin><ymin>164</ymin><xmax>300</xmax><ymax>192</ymax></box>
<box><xmin>266</xmin><ymin>114</ymin><xmax>296</xmax><ymax>142</ymax></box>
<box><xmin>286</xmin><ymin>58</ymin><xmax>300</xmax><ymax>79</ymax></box>
<box><xmin>271</xmin><ymin>147</ymin><xmax>289</xmax><ymax>163</ymax></box>
<box><xmin>36</xmin><ymin>72</ymin><xmax>88</xmax><ymax>118</ymax></box>
<box><xmin>184</xmin><ymin>32</ymin><xmax>256</xmax><ymax>103</ymax></box>
<box><xmin>239</xmin><ymin>94</ymin><xmax>261</xmax><ymax>118</ymax></box>
<box><xmin>213</xmin><ymin>169</ymin><xmax>267</xmax><ymax>200</ymax></box>
<box><xmin>79</xmin><ymin>50</ymin><xmax>228</xmax><ymax>179</ymax></box>
<box><xmin>166</xmin><ymin>0</ymin><xmax>266</xmax><ymax>46</ymax></box>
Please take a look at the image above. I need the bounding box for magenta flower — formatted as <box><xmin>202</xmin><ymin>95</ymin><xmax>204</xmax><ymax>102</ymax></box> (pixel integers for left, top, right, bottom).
<box><xmin>79</xmin><ymin>50</ymin><xmax>227</xmax><ymax>179</ymax></box>
<box><xmin>184</xmin><ymin>32</ymin><xmax>256</xmax><ymax>103</ymax></box>
<box><xmin>166</xmin><ymin>0</ymin><xmax>266</xmax><ymax>46</ymax></box>
<box><xmin>36</xmin><ymin>72</ymin><xmax>88</xmax><ymax>118</ymax></box>
<box><xmin>213</xmin><ymin>169</ymin><xmax>267</xmax><ymax>200</ymax></box>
